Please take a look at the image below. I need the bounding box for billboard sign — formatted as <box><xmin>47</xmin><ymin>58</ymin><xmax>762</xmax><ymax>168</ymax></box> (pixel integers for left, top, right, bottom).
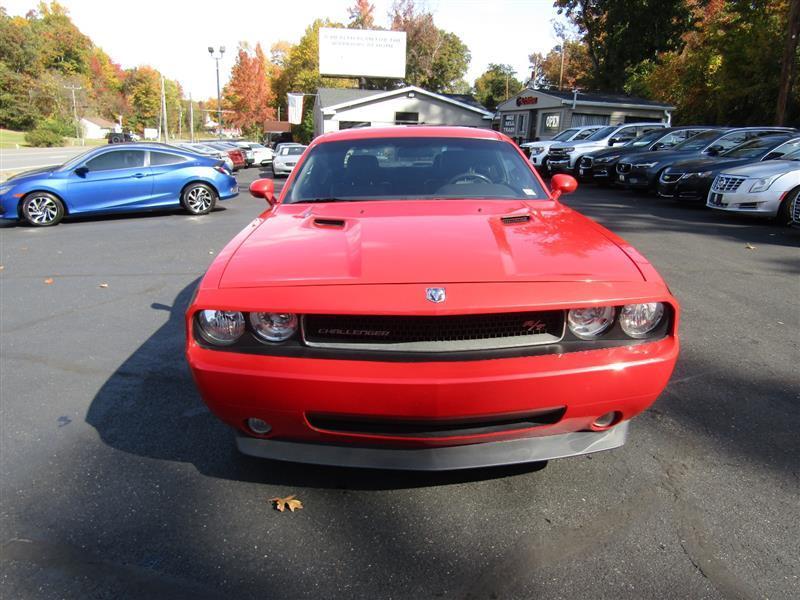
<box><xmin>319</xmin><ymin>28</ymin><xmax>406</xmax><ymax>79</ymax></box>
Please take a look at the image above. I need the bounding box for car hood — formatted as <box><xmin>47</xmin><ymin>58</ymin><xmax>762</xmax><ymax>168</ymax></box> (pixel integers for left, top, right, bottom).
<box><xmin>550</xmin><ymin>140</ymin><xmax>604</xmax><ymax>150</ymax></box>
<box><xmin>718</xmin><ymin>160</ymin><xmax>800</xmax><ymax>178</ymax></box>
<box><xmin>620</xmin><ymin>149</ymin><xmax>697</xmax><ymax>164</ymax></box>
<box><xmin>218</xmin><ymin>200</ymin><xmax>644</xmax><ymax>288</ymax></box>
<box><xmin>5</xmin><ymin>166</ymin><xmax>59</xmax><ymax>182</ymax></box>
<box><xmin>670</xmin><ymin>156</ymin><xmax>752</xmax><ymax>173</ymax></box>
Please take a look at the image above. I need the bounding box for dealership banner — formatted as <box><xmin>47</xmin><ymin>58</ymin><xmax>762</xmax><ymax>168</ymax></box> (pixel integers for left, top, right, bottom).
<box><xmin>287</xmin><ymin>93</ymin><xmax>304</xmax><ymax>125</ymax></box>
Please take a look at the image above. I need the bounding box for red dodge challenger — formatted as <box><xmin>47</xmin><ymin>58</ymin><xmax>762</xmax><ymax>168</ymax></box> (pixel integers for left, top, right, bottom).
<box><xmin>186</xmin><ymin>126</ymin><xmax>679</xmax><ymax>470</ymax></box>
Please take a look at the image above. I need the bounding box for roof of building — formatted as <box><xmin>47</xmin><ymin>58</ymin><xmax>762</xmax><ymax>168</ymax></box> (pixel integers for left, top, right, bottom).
<box><xmin>499</xmin><ymin>88</ymin><xmax>675</xmax><ymax>111</ymax></box>
<box><xmin>316</xmin><ymin>86</ymin><xmax>492</xmax><ymax>117</ymax></box>
<box><xmin>81</xmin><ymin>116</ymin><xmax>116</xmax><ymax>128</ymax></box>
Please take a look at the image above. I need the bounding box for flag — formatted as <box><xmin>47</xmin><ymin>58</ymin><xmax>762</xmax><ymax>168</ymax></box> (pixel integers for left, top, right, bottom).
<box><xmin>287</xmin><ymin>93</ymin><xmax>304</xmax><ymax>124</ymax></box>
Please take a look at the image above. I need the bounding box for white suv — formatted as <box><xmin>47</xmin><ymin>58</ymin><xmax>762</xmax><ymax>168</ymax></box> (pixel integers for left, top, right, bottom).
<box><xmin>547</xmin><ymin>122</ymin><xmax>667</xmax><ymax>174</ymax></box>
<box><xmin>521</xmin><ymin>126</ymin><xmax>603</xmax><ymax>170</ymax></box>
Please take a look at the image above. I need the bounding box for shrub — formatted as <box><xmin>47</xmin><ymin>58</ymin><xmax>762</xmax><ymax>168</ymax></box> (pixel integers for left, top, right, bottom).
<box><xmin>25</xmin><ymin>127</ymin><xmax>64</xmax><ymax>147</ymax></box>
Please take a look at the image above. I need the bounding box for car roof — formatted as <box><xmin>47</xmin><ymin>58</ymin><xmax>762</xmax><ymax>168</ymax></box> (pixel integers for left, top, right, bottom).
<box><xmin>313</xmin><ymin>126</ymin><xmax>507</xmax><ymax>146</ymax></box>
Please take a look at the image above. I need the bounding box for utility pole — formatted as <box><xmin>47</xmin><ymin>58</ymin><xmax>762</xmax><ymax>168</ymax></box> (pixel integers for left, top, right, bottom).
<box><xmin>160</xmin><ymin>76</ymin><xmax>169</xmax><ymax>142</ymax></box>
<box><xmin>178</xmin><ymin>101</ymin><xmax>183</xmax><ymax>140</ymax></box>
<box><xmin>559</xmin><ymin>44</ymin><xmax>566</xmax><ymax>91</ymax></box>
<box><xmin>189</xmin><ymin>92</ymin><xmax>195</xmax><ymax>142</ymax></box>
<box><xmin>208</xmin><ymin>46</ymin><xmax>226</xmax><ymax>139</ymax></box>
<box><xmin>64</xmin><ymin>84</ymin><xmax>82</xmax><ymax>144</ymax></box>
<box><xmin>776</xmin><ymin>0</ymin><xmax>800</xmax><ymax>125</ymax></box>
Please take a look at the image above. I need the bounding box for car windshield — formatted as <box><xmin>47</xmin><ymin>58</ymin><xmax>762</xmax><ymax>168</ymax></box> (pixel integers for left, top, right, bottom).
<box><xmin>586</xmin><ymin>126</ymin><xmax>617</xmax><ymax>141</ymax></box>
<box><xmin>281</xmin><ymin>146</ymin><xmax>305</xmax><ymax>156</ymax></box>
<box><xmin>768</xmin><ymin>138</ymin><xmax>800</xmax><ymax>159</ymax></box>
<box><xmin>59</xmin><ymin>147</ymin><xmax>105</xmax><ymax>170</ymax></box>
<box><xmin>672</xmin><ymin>130</ymin><xmax>722</xmax><ymax>151</ymax></box>
<box><xmin>284</xmin><ymin>137</ymin><xmax>548</xmax><ymax>203</ymax></box>
<box><xmin>625</xmin><ymin>129</ymin><xmax>668</xmax><ymax>148</ymax></box>
<box><xmin>572</xmin><ymin>128</ymin><xmax>599</xmax><ymax>140</ymax></box>
<box><xmin>781</xmin><ymin>147</ymin><xmax>800</xmax><ymax>161</ymax></box>
<box><xmin>722</xmin><ymin>137</ymin><xmax>788</xmax><ymax>158</ymax></box>
<box><xmin>553</xmin><ymin>128</ymin><xmax>579</xmax><ymax>141</ymax></box>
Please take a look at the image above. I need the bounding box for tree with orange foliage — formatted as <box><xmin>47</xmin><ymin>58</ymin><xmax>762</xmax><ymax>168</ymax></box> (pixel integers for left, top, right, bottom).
<box><xmin>223</xmin><ymin>43</ymin><xmax>276</xmax><ymax>137</ymax></box>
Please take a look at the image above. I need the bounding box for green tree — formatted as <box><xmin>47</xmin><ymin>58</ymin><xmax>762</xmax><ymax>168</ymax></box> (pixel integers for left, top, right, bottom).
<box><xmin>124</xmin><ymin>66</ymin><xmax>161</xmax><ymax>130</ymax></box>
<box><xmin>554</xmin><ymin>0</ymin><xmax>694</xmax><ymax>92</ymax></box>
<box><xmin>390</xmin><ymin>0</ymin><xmax>471</xmax><ymax>92</ymax></box>
<box><xmin>30</xmin><ymin>1</ymin><xmax>92</xmax><ymax>76</ymax></box>
<box><xmin>474</xmin><ymin>64</ymin><xmax>522</xmax><ymax>110</ymax></box>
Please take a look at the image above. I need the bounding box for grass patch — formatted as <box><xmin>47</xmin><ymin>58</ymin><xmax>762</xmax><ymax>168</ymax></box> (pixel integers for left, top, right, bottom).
<box><xmin>0</xmin><ymin>129</ymin><xmax>107</xmax><ymax>149</ymax></box>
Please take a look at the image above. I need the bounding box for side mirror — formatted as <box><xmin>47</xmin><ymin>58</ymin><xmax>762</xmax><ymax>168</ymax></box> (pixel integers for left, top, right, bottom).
<box><xmin>249</xmin><ymin>178</ymin><xmax>275</xmax><ymax>205</ymax></box>
<box><xmin>706</xmin><ymin>145</ymin><xmax>723</xmax><ymax>156</ymax></box>
<box><xmin>550</xmin><ymin>174</ymin><xmax>578</xmax><ymax>200</ymax></box>
<box><xmin>608</xmin><ymin>137</ymin><xmax>619</xmax><ymax>146</ymax></box>
<box><xmin>74</xmin><ymin>166</ymin><xmax>88</xmax><ymax>177</ymax></box>
<box><xmin>651</xmin><ymin>142</ymin><xmax>665</xmax><ymax>151</ymax></box>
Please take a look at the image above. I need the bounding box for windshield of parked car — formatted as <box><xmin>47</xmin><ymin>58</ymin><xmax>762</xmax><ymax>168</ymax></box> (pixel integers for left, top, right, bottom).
<box><xmin>284</xmin><ymin>137</ymin><xmax>548</xmax><ymax>203</ymax></box>
<box><xmin>780</xmin><ymin>147</ymin><xmax>800</xmax><ymax>161</ymax></box>
<box><xmin>586</xmin><ymin>126</ymin><xmax>617</xmax><ymax>141</ymax></box>
<box><xmin>280</xmin><ymin>146</ymin><xmax>305</xmax><ymax>156</ymax></box>
<box><xmin>671</xmin><ymin>130</ymin><xmax>722</xmax><ymax>152</ymax></box>
<box><xmin>553</xmin><ymin>128</ymin><xmax>579</xmax><ymax>141</ymax></box>
<box><xmin>722</xmin><ymin>136</ymin><xmax>790</xmax><ymax>158</ymax></box>
<box><xmin>624</xmin><ymin>129</ymin><xmax>668</xmax><ymax>148</ymax></box>
<box><xmin>762</xmin><ymin>138</ymin><xmax>800</xmax><ymax>159</ymax></box>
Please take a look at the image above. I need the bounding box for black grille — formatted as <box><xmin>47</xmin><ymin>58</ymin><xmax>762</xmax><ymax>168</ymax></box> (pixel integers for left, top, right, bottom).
<box><xmin>661</xmin><ymin>172</ymin><xmax>682</xmax><ymax>183</ymax></box>
<box><xmin>303</xmin><ymin>311</ymin><xmax>564</xmax><ymax>350</ymax></box>
<box><xmin>307</xmin><ymin>408</ymin><xmax>566</xmax><ymax>438</ymax></box>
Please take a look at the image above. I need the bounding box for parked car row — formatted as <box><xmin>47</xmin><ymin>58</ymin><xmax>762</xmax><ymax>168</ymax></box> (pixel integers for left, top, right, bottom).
<box><xmin>539</xmin><ymin>124</ymin><xmax>800</xmax><ymax>224</ymax></box>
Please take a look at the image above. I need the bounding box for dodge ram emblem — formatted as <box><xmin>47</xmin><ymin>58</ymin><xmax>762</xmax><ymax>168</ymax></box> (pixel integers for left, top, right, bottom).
<box><xmin>426</xmin><ymin>287</ymin><xmax>446</xmax><ymax>303</ymax></box>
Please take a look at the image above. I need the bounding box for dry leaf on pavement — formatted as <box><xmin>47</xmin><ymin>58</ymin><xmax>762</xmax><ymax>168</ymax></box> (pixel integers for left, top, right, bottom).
<box><xmin>98</xmin><ymin>283</ymin><xmax>109</xmax><ymax>288</ymax></box>
<box><xmin>0</xmin><ymin>265</ymin><xmax>4</xmax><ymax>271</ymax></box>
<box><xmin>745</xmin><ymin>243</ymin><xmax>756</xmax><ymax>250</ymax></box>
<box><xmin>269</xmin><ymin>495</ymin><xmax>303</xmax><ymax>512</ymax></box>
<box><xmin>44</xmin><ymin>277</ymin><xmax>54</xmax><ymax>284</ymax></box>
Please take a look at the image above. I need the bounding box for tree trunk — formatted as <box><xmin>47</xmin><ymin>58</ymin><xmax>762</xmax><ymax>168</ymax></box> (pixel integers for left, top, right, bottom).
<box><xmin>776</xmin><ymin>0</ymin><xmax>800</xmax><ymax>125</ymax></box>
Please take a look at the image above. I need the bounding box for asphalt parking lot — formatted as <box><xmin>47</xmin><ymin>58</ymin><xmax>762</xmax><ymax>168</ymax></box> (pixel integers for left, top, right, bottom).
<box><xmin>1</xmin><ymin>166</ymin><xmax>798</xmax><ymax>599</ymax></box>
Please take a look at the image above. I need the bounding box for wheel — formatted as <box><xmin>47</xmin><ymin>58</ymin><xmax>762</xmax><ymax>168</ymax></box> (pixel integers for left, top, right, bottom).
<box><xmin>272</xmin><ymin>163</ymin><xmax>278</xmax><ymax>177</ymax></box>
<box><xmin>20</xmin><ymin>192</ymin><xmax>65</xmax><ymax>226</ymax></box>
<box><xmin>776</xmin><ymin>187</ymin><xmax>798</xmax><ymax>226</ymax></box>
<box><xmin>182</xmin><ymin>183</ymin><xmax>216</xmax><ymax>215</ymax></box>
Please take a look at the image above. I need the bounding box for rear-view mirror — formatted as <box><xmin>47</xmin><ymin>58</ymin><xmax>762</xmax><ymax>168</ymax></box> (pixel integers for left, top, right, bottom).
<box><xmin>249</xmin><ymin>178</ymin><xmax>276</xmax><ymax>205</ymax></box>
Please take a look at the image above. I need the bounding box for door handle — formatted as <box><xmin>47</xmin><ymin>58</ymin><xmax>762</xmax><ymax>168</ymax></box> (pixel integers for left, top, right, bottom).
<box><xmin>133</xmin><ymin>173</ymin><xmax>146</xmax><ymax>178</ymax></box>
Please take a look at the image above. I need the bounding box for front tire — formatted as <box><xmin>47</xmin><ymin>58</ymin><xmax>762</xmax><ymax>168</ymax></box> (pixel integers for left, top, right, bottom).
<box><xmin>182</xmin><ymin>183</ymin><xmax>216</xmax><ymax>215</ymax></box>
<box><xmin>776</xmin><ymin>187</ymin><xmax>799</xmax><ymax>226</ymax></box>
<box><xmin>21</xmin><ymin>192</ymin><xmax>65</xmax><ymax>226</ymax></box>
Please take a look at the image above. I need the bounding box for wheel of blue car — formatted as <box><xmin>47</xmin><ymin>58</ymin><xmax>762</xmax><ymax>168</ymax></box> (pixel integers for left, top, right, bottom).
<box><xmin>182</xmin><ymin>183</ymin><xmax>216</xmax><ymax>215</ymax></box>
<box><xmin>21</xmin><ymin>192</ymin><xmax>65</xmax><ymax>227</ymax></box>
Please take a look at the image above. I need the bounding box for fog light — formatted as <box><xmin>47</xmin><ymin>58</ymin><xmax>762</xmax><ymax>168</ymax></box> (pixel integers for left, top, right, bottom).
<box><xmin>592</xmin><ymin>411</ymin><xmax>621</xmax><ymax>429</ymax></box>
<box><xmin>246</xmin><ymin>418</ymin><xmax>272</xmax><ymax>435</ymax></box>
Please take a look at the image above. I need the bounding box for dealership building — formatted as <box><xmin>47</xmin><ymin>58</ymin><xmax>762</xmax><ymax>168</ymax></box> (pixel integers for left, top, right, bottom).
<box><xmin>495</xmin><ymin>89</ymin><xmax>675</xmax><ymax>144</ymax></box>
<box><xmin>313</xmin><ymin>86</ymin><xmax>493</xmax><ymax>137</ymax></box>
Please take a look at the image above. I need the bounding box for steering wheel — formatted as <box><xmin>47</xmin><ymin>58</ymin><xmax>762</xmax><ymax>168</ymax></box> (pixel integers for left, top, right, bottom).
<box><xmin>447</xmin><ymin>171</ymin><xmax>492</xmax><ymax>185</ymax></box>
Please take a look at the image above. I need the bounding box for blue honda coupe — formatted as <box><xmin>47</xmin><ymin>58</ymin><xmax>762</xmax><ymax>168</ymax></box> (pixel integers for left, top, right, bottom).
<box><xmin>0</xmin><ymin>143</ymin><xmax>239</xmax><ymax>226</ymax></box>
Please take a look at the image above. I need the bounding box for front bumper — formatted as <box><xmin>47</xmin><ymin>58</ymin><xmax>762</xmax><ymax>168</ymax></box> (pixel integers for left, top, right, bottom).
<box><xmin>188</xmin><ymin>336</ymin><xmax>678</xmax><ymax>468</ymax></box>
<box><xmin>706</xmin><ymin>188</ymin><xmax>783</xmax><ymax>216</ymax></box>
<box><xmin>616</xmin><ymin>168</ymin><xmax>653</xmax><ymax>190</ymax></box>
<box><xmin>236</xmin><ymin>421</ymin><xmax>629</xmax><ymax>470</ymax></box>
<box><xmin>547</xmin><ymin>157</ymin><xmax>574</xmax><ymax>173</ymax></box>
<box><xmin>658</xmin><ymin>177</ymin><xmax>712</xmax><ymax>202</ymax></box>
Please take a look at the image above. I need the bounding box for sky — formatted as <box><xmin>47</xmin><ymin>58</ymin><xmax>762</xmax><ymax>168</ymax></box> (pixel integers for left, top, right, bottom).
<box><xmin>3</xmin><ymin>0</ymin><xmax>562</xmax><ymax>99</ymax></box>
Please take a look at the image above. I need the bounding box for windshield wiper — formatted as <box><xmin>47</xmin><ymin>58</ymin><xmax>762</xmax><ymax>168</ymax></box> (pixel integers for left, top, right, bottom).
<box><xmin>293</xmin><ymin>197</ymin><xmax>353</xmax><ymax>204</ymax></box>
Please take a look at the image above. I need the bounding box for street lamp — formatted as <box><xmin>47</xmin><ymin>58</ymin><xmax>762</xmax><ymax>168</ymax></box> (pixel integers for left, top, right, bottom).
<box><xmin>208</xmin><ymin>46</ymin><xmax>225</xmax><ymax>139</ymax></box>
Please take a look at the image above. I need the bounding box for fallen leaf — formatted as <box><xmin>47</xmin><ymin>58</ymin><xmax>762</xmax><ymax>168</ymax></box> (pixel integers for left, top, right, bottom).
<box><xmin>98</xmin><ymin>283</ymin><xmax>109</xmax><ymax>288</ymax></box>
<box><xmin>44</xmin><ymin>277</ymin><xmax>54</xmax><ymax>284</ymax></box>
<box><xmin>269</xmin><ymin>495</ymin><xmax>303</xmax><ymax>512</ymax></box>
<box><xmin>0</xmin><ymin>264</ymin><xmax>4</xmax><ymax>271</ymax></box>
<box><xmin>745</xmin><ymin>243</ymin><xmax>756</xmax><ymax>250</ymax></box>
<box><xmin>208</xmin><ymin>251</ymin><xmax>214</xmax><ymax>255</ymax></box>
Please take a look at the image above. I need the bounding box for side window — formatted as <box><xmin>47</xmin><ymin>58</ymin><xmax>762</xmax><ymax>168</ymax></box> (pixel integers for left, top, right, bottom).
<box><xmin>615</xmin><ymin>127</ymin><xmax>638</xmax><ymax>141</ymax></box>
<box><xmin>86</xmin><ymin>150</ymin><xmax>146</xmax><ymax>172</ymax></box>
<box><xmin>150</xmin><ymin>151</ymin><xmax>186</xmax><ymax>166</ymax></box>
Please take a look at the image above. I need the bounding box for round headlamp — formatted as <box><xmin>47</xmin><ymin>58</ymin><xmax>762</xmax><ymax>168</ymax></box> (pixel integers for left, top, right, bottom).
<box><xmin>619</xmin><ymin>303</ymin><xmax>665</xmax><ymax>338</ymax></box>
<box><xmin>249</xmin><ymin>312</ymin><xmax>298</xmax><ymax>343</ymax></box>
<box><xmin>197</xmin><ymin>310</ymin><xmax>245</xmax><ymax>345</ymax></box>
<box><xmin>567</xmin><ymin>306</ymin><xmax>615</xmax><ymax>339</ymax></box>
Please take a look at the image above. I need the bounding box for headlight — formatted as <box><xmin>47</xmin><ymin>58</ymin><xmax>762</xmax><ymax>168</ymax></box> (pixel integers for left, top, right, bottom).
<box><xmin>699</xmin><ymin>171</ymin><xmax>714</xmax><ymax>178</ymax></box>
<box><xmin>0</xmin><ymin>184</ymin><xmax>13</xmax><ymax>195</ymax></box>
<box><xmin>529</xmin><ymin>146</ymin><xmax>544</xmax><ymax>154</ymax></box>
<box><xmin>196</xmin><ymin>310</ymin><xmax>245</xmax><ymax>345</ymax></box>
<box><xmin>249</xmin><ymin>312</ymin><xmax>298</xmax><ymax>342</ymax></box>
<box><xmin>597</xmin><ymin>155</ymin><xmax>619</xmax><ymax>163</ymax></box>
<box><xmin>749</xmin><ymin>175</ymin><xmax>779</xmax><ymax>193</ymax></box>
<box><xmin>619</xmin><ymin>303</ymin><xmax>665</xmax><ymax>338</ymax></box>
<box><xmin>567</xmin><ymin>306</ymin><xmax>615</xmax><ymax>339</ymax></box>
<box><xmin>633</xmin><ymin>162</ymin><xmax>658</xmax><ymax>169</ymax></box>
<box><xmin>560</xmin><ymin>147</ymin><xmax>575</xmax><ymax>153</ymax></box>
